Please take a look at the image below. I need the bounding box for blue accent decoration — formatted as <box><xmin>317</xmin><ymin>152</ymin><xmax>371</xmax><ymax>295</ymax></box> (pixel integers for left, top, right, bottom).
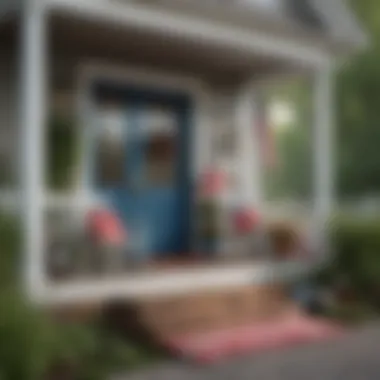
<box><xmin>91</xmin><ymin>81</ymin><xmax>193</xmax><ymax>258</ymax></box>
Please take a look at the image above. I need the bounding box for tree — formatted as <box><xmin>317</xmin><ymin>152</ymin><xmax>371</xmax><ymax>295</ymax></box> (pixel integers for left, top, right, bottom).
<box><xmin>337</xmin><ymin>0</ymin><xmax>380</xmax><ymax>198</ymax></box>
<box><xmin>264</xmin><ymin>81</ymin><xmax>313</xmax><ymax>202</ymax></box>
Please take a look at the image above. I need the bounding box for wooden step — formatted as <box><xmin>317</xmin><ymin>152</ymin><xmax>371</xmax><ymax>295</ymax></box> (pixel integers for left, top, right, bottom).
<box><xmin>49</xmin><ymin>283</ymin><xmax>296</xmax><ymax>346</ymax></box>
<box><xmin>129</xmin><ymin>283</ymin><xmax>293</xmax><ymax>339</ymax></box>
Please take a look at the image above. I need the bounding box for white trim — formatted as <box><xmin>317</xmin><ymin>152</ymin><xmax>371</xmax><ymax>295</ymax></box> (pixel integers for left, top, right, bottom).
<box><xmin>39</xmin><ymin>261</ymin><xmax>309</xmax><ymax>305</ymax></box>
<box><xmin>312</xmin><ymin>63</ymin><xmax>334</xmax><ymax>259</ymax></box>
<box><xmin>20</xmin><ymin>0</ymin><xmax>48</xmax><ymax>300</ymax></box>
<box><xmin>0</xmin><ymin>190</ymin><xmax>100</xmax><ymax>214</ymax></box>
<box><xmin>235</xmin><ymin>81</ymin><xmax>263</xmax><ymax>207</ymax></box>
<box><xmin>46</xmin><ymin>0</ymin><xmax>330</xmax><ymax>68</ymax></box>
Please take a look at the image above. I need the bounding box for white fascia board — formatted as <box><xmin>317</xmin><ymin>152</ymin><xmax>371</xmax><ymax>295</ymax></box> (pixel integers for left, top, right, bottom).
<box><xmin>46</xmin><ymin>0</ymin><xmax>330</xmax><ymax>68</ymax></box>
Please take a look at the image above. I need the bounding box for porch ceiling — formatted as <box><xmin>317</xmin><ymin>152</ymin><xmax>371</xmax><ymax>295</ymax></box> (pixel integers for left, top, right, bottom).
<box><xmin>49</xmin><ymin>13</ymin><xmax>297</xmax><ymax>85</ymax></box>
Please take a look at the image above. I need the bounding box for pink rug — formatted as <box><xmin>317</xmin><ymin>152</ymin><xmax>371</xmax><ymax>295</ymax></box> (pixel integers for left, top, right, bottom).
<box><xmin>164</xmin><ymin>314</ymin><xmax>344</xmax><ymax>363</ymax></box>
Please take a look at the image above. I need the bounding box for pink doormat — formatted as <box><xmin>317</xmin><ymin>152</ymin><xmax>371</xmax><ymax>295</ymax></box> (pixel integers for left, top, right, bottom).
<box><xmin>164</xmin><ymin>314</ymin><xmax>344</xmax><ymax>363</ymax></box>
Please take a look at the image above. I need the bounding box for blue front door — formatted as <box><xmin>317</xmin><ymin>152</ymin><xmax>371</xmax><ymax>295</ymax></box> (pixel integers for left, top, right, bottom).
<box><xmin>92</xmin><ymin>82</ymin><xmax>192</xmax><ymax>258</ymax></box>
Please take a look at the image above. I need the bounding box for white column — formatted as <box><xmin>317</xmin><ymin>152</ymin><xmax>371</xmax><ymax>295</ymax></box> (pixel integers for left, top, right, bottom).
<box><xmin>235</xmin><ymin>83</ymin><xmax>263</xmax><ymax>208</ymax></box>
<box><xmin>312</xmin><ymin>64</ymin><xmax>334</xmax><ymax>257</ymax></box>
<box><xmin>20</xmin><ymin>0</ymin><xmax>47</xmax><ymax>298</ymax></box>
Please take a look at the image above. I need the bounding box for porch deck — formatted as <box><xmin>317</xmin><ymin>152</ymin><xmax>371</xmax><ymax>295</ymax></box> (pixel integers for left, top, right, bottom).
<box><xmin>43</xmin><ymin>259</ymin><xmax>309</xmax><ymax>304</ymax></box>
<box><xmin>5</xmin><ymin>0</ymin><xmax>333</xmax><ymax>304</ymax></box>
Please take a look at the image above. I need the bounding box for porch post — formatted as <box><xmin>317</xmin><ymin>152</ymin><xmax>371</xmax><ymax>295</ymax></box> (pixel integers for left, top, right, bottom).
<box><xmin>312</xmin><ymin>63</ymin><xmax>334</xmax><ymax>259</ymax></box>
<box><xmin>235</xmin><ymin>83</ymin><xmax>263</xmax><ymax>208</ymax></box>
<box><xmin>20</xmin><ymin>0</ymin><xmax>47</xmax><ymax>298</ymax></box>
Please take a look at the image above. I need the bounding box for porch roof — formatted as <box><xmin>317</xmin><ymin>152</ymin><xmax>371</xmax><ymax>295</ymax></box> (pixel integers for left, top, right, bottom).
<box><xmin>1</xmin><ymin>0</ymin><xmax>366</xmax><ymax>70</ymax></box>
<box><xmin>0</xmin><ymin>0</ymin><xmax>367</xmax><ymax>57</ymax></box>
<box><xmin>308</xmin><ymin>0</ymin><xmax>368</xmax><ymax>52</ymax></box>
<box><xmin>45</xmin><ymin>0</ymin><xmax>330</xmax><ymax>69</ymax></box>
<box><xmin>49</xmin><ymin>13</ymin><xmax>296</xmax><ymax>85</ymax></box>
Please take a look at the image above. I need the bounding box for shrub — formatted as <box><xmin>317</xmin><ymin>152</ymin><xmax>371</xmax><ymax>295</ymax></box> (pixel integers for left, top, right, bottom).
<box><xmin>0</xmin><ymin>213</ymin><xmax>21</xmax><ymax>286</ymax></box>
<box><xmin>0</xmin><ymin>289</ymin><xmax>76</xmax><ymax>380</ymax></box>
<box><xmin>0</xmin><ymin>213</ymin><xmax>155</xmax><ymax>379</ymax></box>
<box><xmin>315</xmin><ymin>215</ymin><xmax>380</xmax><ymax>307</ymax></box>
<box><xmin>47</xmin><ymin>115</ymin><xmax>79</xmax><ymax>191</ymax></box>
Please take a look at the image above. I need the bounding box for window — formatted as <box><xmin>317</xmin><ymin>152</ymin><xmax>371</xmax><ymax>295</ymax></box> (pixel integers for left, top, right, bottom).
<box><xmin>141</xmin><ymin>105</ymin><xmax>178</xmax><ymax>187</ymax></box>
<box><xmin>145</xmin><ymin>133</ymin><xmax>177</xmax><ymax>186</ymax></box>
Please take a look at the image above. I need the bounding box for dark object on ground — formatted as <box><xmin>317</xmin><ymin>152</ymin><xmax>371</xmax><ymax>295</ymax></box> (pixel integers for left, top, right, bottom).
<box><xmin>291</xmin><ymin>284</ymin><xmax>333</xmax><ymax>316</ymax></box>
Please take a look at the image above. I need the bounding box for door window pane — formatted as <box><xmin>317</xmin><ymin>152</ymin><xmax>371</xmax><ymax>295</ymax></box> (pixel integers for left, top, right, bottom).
<box><xmin>145</xmin><ymin>133</ymin><xmax>176</xmax><ymax>186</ymax></box>
<box><xmin>141</xmin><ymin>105</ymin><xmax>178</xmax><ymax>187</ymax></box>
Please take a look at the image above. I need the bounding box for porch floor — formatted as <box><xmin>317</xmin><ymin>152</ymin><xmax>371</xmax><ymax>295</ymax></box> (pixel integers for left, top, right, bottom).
<box><xmin>44</xmin><ymin>259</ymin><xmax>309</xmax><ymax>304</ymax></box>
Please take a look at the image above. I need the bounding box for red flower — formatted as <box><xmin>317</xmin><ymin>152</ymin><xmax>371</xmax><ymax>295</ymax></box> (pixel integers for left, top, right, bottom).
<box><xmin>86</xmin><ymin>209</ymin><xmax>127</xmax><ymax>246</ymax></box>
<box><xmin>234</xmin><ymin>208</ymin><xmax>261</xmax><ymax>234</ymax></box>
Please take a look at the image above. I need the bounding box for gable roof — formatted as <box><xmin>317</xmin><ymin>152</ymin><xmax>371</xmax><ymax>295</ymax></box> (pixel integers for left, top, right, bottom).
<box><xmin>93</xmin><ymin>0</ymin><xmax>366</xmax><ymax>58</ymax></box>
<box><xmin>289</xmin><ymin>0</ymin><xmax>368</xmax><ymax>51</ymax></box>
<box><xmin>221</xmin><ymin>0</ymin><xmax>367</xmax><ymax>54</ymax></box>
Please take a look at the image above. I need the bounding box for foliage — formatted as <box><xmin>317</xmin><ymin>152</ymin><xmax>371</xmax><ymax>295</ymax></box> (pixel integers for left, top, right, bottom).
<box><xmin>264</xmin><ymin>0</ymin><xmax>380</xmax><ymax>200</ymax></box>
<box><xmin>336</xmin><ymin>0</ymin><xmax>380</xmax><ymax>197</ymax></box>
<box><xmin>264</xmin><ymin>81</ymin><xmax>313</xmax><ymax>201</ymax></box>
<box><xmin>0</xmin><ymin>293</ymin><xmax>153</xmax><ymax>380</ymax></box>
<box><xmin>0</xmin><ymin>290</ymin><xmax>96</xmax><ymax>380</ymax></box>
<box><xmin>47</xmin><ymin>115</ymin><xmax>79</xmax><ymax>191</ymax></box>
<box><xmin>0</xmin><ymin>213</ymin><xmax>21</xmax><ymax>286</ymax></box>
<box><xmin>314</xmin><ymin>215</ymin><xmax>380</xmax><ymax>308</ymax></box>
<box><xmin>333</xmin><ymin>0</ymin><xmax>380</xmax><ymax>198</ymax></box>
<box><xmin>0</xmin><ymin>214</ymin><xmax>156</xmax><ymax>380</ymax></box>
<box><xmin>324</xmin><ymin>302</ymin><xmax>378</xmax><ymax>325</ymax></box>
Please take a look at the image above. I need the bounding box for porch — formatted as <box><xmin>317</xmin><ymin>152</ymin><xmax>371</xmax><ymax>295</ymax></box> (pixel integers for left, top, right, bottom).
<box><xmin>5</xmin><ymin>0</ymin><xmax>333</xmax><ymax>303</ymax></box>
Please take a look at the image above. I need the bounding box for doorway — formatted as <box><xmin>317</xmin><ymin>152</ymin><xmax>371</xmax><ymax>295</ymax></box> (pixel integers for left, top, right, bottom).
<box><xmin>90</xmin><ymin>80</ymin><xmax>193</xmax><ymax>258</ymax></box>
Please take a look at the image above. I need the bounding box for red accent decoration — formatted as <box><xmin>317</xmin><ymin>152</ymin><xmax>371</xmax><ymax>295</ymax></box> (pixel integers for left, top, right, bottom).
<box><xmin>234</xmin><ymin>208</ymin><xmax>261</xmax><ymax>234</ymax></box>
<box><xmin>86</xmin><ymin>209</ymin><xmax>127</xmax><ymax>246</ymax></box>
<box><xmin>199</xmin><ymin>169</ymin><xmax>227</xmax><ymax>198</ymax></box>
<box><xmin>164</xmin><ymin>315</ymin><xmax>344</xmax><ymax>363</ymax></box>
